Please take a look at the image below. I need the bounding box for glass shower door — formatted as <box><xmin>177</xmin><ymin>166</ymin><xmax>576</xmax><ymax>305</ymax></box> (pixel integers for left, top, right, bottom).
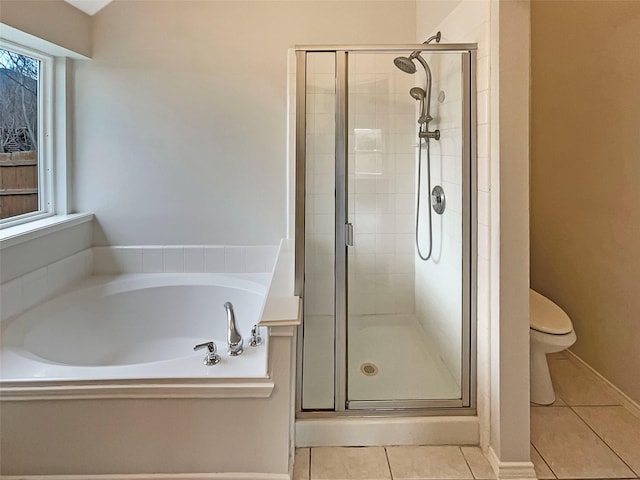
<box><xmin>345</xmin><ymin>51</ymin><xmax>467</xmax><ymax>408</ymax></box>
<box><xmin>297</xmin><ymin>46</ymin><xmax>475</xmax><ymax>414</ymax></box>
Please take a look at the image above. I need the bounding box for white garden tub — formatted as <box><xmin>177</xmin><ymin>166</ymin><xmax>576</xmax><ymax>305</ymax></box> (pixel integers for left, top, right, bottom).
<box><xmin>0</xmin><ymin>273</ymin><xmax>272</xmax><ymax>397</ymax></box>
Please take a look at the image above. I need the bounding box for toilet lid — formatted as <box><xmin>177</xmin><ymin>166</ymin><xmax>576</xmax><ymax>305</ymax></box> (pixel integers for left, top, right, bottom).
<box><xmin>530</xmin><ymin>289</ymin><xmax>573</xmax><ymax>335</ymax></box>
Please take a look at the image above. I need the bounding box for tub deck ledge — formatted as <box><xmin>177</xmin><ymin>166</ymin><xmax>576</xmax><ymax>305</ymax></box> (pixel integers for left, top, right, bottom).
<box><xmin>0</xmin><ymin>376</ymin><xmax>275</xmax><ymax>401</ymax></box>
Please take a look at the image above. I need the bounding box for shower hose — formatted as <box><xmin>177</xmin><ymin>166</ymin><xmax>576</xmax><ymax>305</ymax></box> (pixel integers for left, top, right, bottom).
<box><xmin>416</xmin><ymin>136</ymin><xmax>433</xmax><ymax>261</ymax></box>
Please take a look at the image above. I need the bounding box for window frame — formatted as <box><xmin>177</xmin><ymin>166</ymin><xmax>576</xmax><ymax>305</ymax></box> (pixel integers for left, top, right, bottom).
<box><xmin>0</xmin><ymin>39</ymin><xmax>54</xmax><ymax>229</ymax></box>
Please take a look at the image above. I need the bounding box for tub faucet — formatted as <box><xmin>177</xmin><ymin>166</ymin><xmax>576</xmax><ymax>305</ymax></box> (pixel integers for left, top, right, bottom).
<box><xmin>224</xmin><ymin>302</ymin><xmax>243</xmax><ymax>356</ymax></box>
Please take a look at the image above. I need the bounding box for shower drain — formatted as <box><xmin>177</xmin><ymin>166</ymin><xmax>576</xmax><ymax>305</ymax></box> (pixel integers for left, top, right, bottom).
<box><xmin>360</xmin><ymin>363</ymin><xmax>378</xmax><ymax>376</ymax></box>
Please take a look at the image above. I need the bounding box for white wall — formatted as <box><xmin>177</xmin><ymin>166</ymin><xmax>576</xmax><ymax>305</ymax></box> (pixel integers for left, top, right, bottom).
<box><xmin>489</xmin><ymin>0</ymin><xmax>532</xmax><ymax>474</ymax></box>
<box><xmin>73</xmin><ymin>1</ymin><xmax>416</xmax><ymax>247</ymax></box>
<box><xmin>417</xmin><ymin>0</ymin><xmax>491</xmax><ymax>431</ymax></box>
<box><xmin>413</xmin><ymin>51</ymin><xmax>465</xmax><ymax>386</ymax></box>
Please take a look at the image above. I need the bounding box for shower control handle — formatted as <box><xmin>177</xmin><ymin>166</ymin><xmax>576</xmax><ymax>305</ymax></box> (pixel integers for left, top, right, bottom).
<box><xmin>345</xmin><ymin>223</ymin><xmax>354</xmax><ymax>247</ymax></box>
<box><xmin>431</xmin><ymin>185</ymin><xmax>446</xmax><ymax>215</ymax></box>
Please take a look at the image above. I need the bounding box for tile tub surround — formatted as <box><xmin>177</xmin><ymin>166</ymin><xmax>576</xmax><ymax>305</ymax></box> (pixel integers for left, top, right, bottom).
<box><xmin>92</xmin><ymin>245</ymin><xmax>279</xmax><ymax>275</ymax></box>
<box><xmin>1</xmin><ymin>245</ymin><xmax>279</xmax><ymax>322</ymax></box>
<box><xmin>530</xmin><ymin>352</ymin><xmax>640</xmax><ymax>480</ymax></box>
<box><xmin>0</xmin><ymin>249</ymin><xmax>93</xmax><ymax>321</ymax></box>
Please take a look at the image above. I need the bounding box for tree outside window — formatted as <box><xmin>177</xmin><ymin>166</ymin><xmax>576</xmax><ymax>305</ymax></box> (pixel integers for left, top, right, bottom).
<box><xmin>0</xmin><ymin>48</ymin><xmax>40</xmax><ymax>219</ymax></box>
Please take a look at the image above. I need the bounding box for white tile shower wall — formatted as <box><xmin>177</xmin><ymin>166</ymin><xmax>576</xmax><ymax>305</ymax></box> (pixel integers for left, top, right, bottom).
<box><xmin>0</xmin><ymin>249</ymin><xmax>93</xmax><ymax>321</ymax></box>
<box><xmin>347</xmin><ymin>52</ymin><xmax>418</xmax><ymax>316</ymax></box>
<box><xmin>303</xmin><ymin>52</ymin><xmax>420</xmax><ymax>317</ymax></box>
<box><xmin>417</xmin><ymin>0</ymin><xmax>491</xmax><ymax>448</ymax></box>
<box><xmin>414</xmin><ymin>52</ymin><xmax>465</xmax><ymax>386</ymax></box>
<box><xmin>92</xmin><ymin>245</ymin><xmax>279</xmax><ymax>275</ymax></box>
<box><xmin>304</xmin><ymin>53</ymin><xmax>336</xmax><ymax>317</ymax></box>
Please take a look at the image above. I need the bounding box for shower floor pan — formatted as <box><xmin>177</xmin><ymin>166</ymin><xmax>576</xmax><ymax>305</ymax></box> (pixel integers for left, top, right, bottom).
<box><xmin>302</xmin><ymin>313</ymin><xmax>460</xmax><ymax>408</ymax></box>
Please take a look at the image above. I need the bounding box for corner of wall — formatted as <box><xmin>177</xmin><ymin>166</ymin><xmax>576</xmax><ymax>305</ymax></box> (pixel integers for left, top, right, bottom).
<box><xmin>0</xmin><ymin>0</ymin><xmax>92</xmax><ymax>58</ymax></box>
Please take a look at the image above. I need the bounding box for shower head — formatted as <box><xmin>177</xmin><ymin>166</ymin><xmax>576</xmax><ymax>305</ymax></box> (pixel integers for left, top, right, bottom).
<box><xmin>393</xmin><ymin>56</ymin><xmax>417</xmax><ymax>74</ymax></box>
<box><xmin>393</xmin><ymin>30</ymin><xmax>442</xmax><ymax>74</ymax></box>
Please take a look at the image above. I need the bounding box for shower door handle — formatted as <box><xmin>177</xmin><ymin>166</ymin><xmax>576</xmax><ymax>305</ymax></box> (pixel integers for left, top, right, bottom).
<box><xmin>345</xmin><ymin>223</ymin><xmax>354</xmax><ymax>247</ymax></box>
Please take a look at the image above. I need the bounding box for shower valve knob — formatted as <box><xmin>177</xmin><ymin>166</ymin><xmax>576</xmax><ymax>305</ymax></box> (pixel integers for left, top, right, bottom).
<box><xmin>431</xmin><ymin>185</ymin><xmax>446</xmax><ymax>215</ymax></box>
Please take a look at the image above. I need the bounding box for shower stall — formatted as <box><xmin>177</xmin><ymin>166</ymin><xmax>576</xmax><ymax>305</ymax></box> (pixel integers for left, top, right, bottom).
<box><xmin>295</xmin><ymin>42</ymin><xmax>476</xmax><ymax>416</ymax></box>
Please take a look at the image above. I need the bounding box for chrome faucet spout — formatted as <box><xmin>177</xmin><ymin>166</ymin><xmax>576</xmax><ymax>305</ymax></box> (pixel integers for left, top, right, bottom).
<box><xmin>224</xmin><ymin>301</ymin><xmax>243</xmax><ymax>356</ymax></box>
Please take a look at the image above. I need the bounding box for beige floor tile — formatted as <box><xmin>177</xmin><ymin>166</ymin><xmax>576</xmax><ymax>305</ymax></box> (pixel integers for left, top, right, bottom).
<box><xmin>310</xmin><ymin>447</ymin><xmax>390</xmax><ymax>480</ymax></box>
<box><xmin>294</xmin><ymin>448</ymin><xmax>311</xmax><ymax>480</ymax></box>
<box><xmin>549</xmin><ymin>357</ymin><xmax>622</xmax><ymax>406</ymax></box>
<box><xmin>574</xmin><ymin>406</ymin><xmax>640</xmax><ymax>476</ymax></box>
<box><xmin>530</xmin><ymin>444</ymin><xmax>556</xmax><ymax>479</ymax></box>
<box><xmin>548</xmin><ymin>351</ymin><xmax>569</xmax><ymax>361</ymax></box>
<box><xmin>461</xmin><ymin>446</ymin><xmax>495</xmax><ymax>479</ymax></box>
<box><xmin>386</xmin><ymin>446</ymin><xmax>473</xmax><ymax>480</ymax></box>
<box><xmin>532</xmin><ymin>394</ymin><xmax>567</xmax><ymax>407</ymax></box>
<box><xmin>531</xmin><ymin>407</ymin><xmax>634</xmax><ymax>479</ymax></box>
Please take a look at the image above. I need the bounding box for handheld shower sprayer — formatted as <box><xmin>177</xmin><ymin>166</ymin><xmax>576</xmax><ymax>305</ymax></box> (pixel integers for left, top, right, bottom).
<box><xmin>409</xmin><ymin>87</ymin><xmax>433</xmax><ymax>124</ymax></box>
<box><xmin>410</xmin><ymin>87</ymin><xmax>426</xmax><ymax>122</ymax></box>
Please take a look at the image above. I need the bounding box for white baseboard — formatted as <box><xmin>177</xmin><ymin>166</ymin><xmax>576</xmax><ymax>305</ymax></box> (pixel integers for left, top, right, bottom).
<box><xmin>0</xmin><ymin>474</ymin><xmax>289</xmax><ymax>480</ymax></box>
<box><xmin>566</xmin><ymin>350</ymin><xmax>640</xmax><ymax>419</ymax></box>
<box><xmin>487</xmin><ymin>446</ymin><xmax>537</xmax><ymax>480</ymax></box>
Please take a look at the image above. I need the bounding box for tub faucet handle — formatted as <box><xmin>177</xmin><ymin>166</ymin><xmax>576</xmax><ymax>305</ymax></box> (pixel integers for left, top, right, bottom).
<box><xmin>193</xmin><ymin>341</ymin><xmax>221</xmax><ymax>366</ymax></box>
<box><xmin>249</xmin><ymin>324</ymin><xmax>263</xmax><ymax>347</ymax></box>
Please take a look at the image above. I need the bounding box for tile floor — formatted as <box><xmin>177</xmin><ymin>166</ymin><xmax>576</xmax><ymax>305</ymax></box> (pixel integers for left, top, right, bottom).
<box><xmin>294</xmin><ymin>351</ymin><xmax>640</xmax><ymax>480</ymax></box>
<box><xmin>530</xmin><ymin>351</ymin><xmax>640</xmax><ymax>479</ymax></box>
<box><xmin>293</xmin><ymin>445</ymin><xmax>495</xmax><ymax>480</ymax></box>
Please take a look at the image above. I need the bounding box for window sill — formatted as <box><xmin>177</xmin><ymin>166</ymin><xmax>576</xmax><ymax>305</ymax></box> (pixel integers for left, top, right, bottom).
<box><xmin>0</xmin><ymin>213</ymin><xmax>94</xmax><ymax>250</ymax></box>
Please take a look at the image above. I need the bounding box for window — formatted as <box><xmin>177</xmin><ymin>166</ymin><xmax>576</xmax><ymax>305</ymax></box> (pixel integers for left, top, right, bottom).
<box><xmin>0</xmin><ymin>42</ymin><xmax>52</xmax><ymax>228</ymax></box>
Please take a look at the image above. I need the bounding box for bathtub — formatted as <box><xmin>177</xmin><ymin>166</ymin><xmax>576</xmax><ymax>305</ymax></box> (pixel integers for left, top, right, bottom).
<box><xmin>0</xmin><ymin>273</ymin><xmax>273</xmax><ymax>397</ymax></box>
<box><xmin>0</xmin><ymin>242</ymin><xmax>299</xmax><ymax>477</ymax></box>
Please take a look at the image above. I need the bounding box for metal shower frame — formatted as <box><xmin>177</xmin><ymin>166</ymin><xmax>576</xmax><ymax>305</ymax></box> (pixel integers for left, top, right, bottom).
<box><xmin>294</xmin><ymin>43</ymin><xmax>478</xmax><ymax>418</ymax></box>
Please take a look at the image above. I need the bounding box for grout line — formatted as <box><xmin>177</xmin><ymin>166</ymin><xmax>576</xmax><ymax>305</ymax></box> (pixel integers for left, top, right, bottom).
<box><xmin>308</xmin><ymin>447</ymin><xmax>312</xmax><ymax>480</ymax></box>
<box><xmin>566</xmin><ymin>350</ymin><xmax>640</xmax><ymax>417</ymax></box>
<box><xmin>542</xmin><ymin>364</ymin><xmax>639</xmax><ymax>479</ymax></box>
<box><xmin>384</xmin><ymin>446</ymin><xmax>394</xmax><ymax>480</ymax></box>
<box><xmin>459</xmin><ymin>446</ymin><xmax>477</xmax><ymax>480</ymax></box>
<box><xmin>531</xmin><ymin>442</ymin><xmax>558</xmax><ymax>479</ymax></box>
<box><xmin>569</xmin><ymin>406</ymin><xmax>638</xmax><ymax>477</ymax></box>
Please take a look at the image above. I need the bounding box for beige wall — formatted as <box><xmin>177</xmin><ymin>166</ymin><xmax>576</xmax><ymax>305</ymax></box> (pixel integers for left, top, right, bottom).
<box><xmin>531</xmin><ymin>1</ymin><xmax>640</xmax><ymax>404</ymax></box>
<box><xmin>73</xmin><ymin>1</ymin><xmax>416</xmax><ymax>246</ymax></box>
<box><xmin>0</xmin><ymin>0</ymin><xmax>91</xmax><ymax>57</ymax></box>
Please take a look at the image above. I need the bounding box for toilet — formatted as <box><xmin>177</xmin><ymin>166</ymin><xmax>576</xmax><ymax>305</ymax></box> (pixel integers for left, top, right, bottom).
<box><xmin>530</xmin><ymin>288</ymin><xmax>577</xmax><ymax>405</ymax></box>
